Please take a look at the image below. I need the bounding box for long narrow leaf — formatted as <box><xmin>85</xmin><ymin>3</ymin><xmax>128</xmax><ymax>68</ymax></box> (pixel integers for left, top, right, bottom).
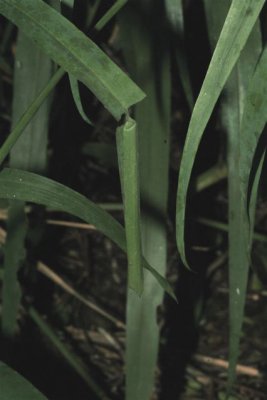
<box><xmin>0</xmin><ymin>0</ymin><xmax>145</xmax><ymax>120</ymax></box>
<box><xmin>176</xmin><ymin>0</ymin><xmax>265</xmax><ymax>267</ymax></box>
<box><xmin>204</xmin><ymin>0</ymin><xmax>263</xmax><ymax>393</ymax></box>
<box><xmin>119</xmin><ymin>3</ymin><xmax>171</xmax><ymax>398</ymax></box>
<box><xmin>116</xmin><ymin>118</ymin><xmax>143</xmax><ymax>295</ymax></box>
<box><xmin>69</xmin><ymin>75</ymin><xmax>93</xmax><ymax>125</ymax></box>
<box><xmin>0</xmin><ymin>168</ymin><xmax>175</xmax><ymax>300</ymax></box>
<box><xmin>227</xmin><ymin>45</ymin><xmax>267</xmax><ymax>388</ymax></box>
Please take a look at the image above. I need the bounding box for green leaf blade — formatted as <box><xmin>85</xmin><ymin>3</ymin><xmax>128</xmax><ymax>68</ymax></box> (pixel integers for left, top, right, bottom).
<box><xmin>176</xmin><ymin>0</ymin><xmax>265</xmax><ymax>267</ymax></box>
<box><xmin>0</xmin><ymin>168</ymin><xmax>175</xmax><ymax>300</ymax></box>
<box><xmin>119</xmin><ymin>2</ymin><xmax>171</xmax><ymax>398</ymax></box>
<box><xmin>116</xmin><ymin>118</ymin><xmax>143</xmax><ymax>296</ymax></box>
<box><xmin>204</xmin><ymin>0</ymin><xmax>263</xmax><ymax>393</ymax></box>
<box><xmin>0</xmin><ymin>0</ymin><xmax>145</xmax><ymax>120</ymax></box>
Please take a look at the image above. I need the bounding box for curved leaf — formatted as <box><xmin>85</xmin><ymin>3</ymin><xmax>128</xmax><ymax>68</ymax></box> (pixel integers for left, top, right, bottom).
<box><xmin>0</xmin><ymin>0</ymin><xmax>145</xmax><ymax>120</ymax></box>
<box><xmin>69</xmin><ymin>75</ymin><xmax>93</xmax><ymax>126</ymax></box>
<box><xmin>175</xmin><ymin>0</ymin><xmax>265</xmax><ymax>266</ymax></box>
<box><xmin>0</xmin><ymin>168</ymin><xmax>175</xmax><ymax>300</ymax></box>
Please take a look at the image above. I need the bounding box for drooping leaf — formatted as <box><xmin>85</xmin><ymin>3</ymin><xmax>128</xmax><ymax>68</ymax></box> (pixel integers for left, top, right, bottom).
<box><xmin>176</xmin><ymin>0</ymin><xmax>265</xmax><ymax>267</ymax></box>
<box><xmin>0</xmin><ymin>361</ymin><xmax>48</xmax><ymax>400</ymax></box>
<box><xmin>116</xmin><ymin>118</ymin><xmax>143</xmax><ymax>295</ymax></box>
<box><xmin>0</xmin><ymin>168</ymin><xmax>175</xmax><ymax>300</ymax></box>
<box><xmin>0</xmin><ymin>0</ymin><xmax>145</xmax><ymax>120</ymax></box>
<box><xmin>69</xmin><ymin>75</ymin><xmax>93</xmax><ymax>125</ymax></box>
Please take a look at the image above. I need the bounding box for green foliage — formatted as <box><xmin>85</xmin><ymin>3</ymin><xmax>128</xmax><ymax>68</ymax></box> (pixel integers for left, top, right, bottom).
<box><xmin>176</xmin><ymin>0</ymin><xmax>265</xmax><ymax>266</ymax></box>
<box><xmin>116</xmin><ymin>118</ymin><xmax>143</xmax><ymax>295</ymax></box>
<box><xmin>203</xmin><ymin>0</ymin><xmax>264</xmax><ymax>393</ymax></box>
<box><xmin>0</xmin><ymin>168</ymin><xmax>174</xmax><ymax>299</ymax></box>
<box><xmin>119</xmin><ymin>2</ymin><xmax>171</xmax><ymax>398</ymax></box>
<box><xmin>0</xmin><ymin>0</ymin><xmax>145</xmax><ymax>120</ymax></box>
<box><xmin>0</xmin><ymin>0</ymin><xmax>267</xmax><ymax>398</ymax></box>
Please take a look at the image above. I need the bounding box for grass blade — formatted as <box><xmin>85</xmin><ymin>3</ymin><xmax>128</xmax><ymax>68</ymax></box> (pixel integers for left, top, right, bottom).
<box><xmin>69</xmin><ymin>75</ymin><xmax>93</xmax><ymax>125</ymax></box>
<box><xmin>176</xmin><ymin>0</ymin><xmax>265</xmax><ymax>267</ymax></box>
<box><xmin>0</xmin><ymin>361</ymin><xmax>48</xmax><ymax>400</ymax></box>
<box><xmin>0</xmin><ymin>168</ymin><xmax>175</xmax><ymax>300</ymax></box>
<box><xmin>119</xmin><ymin>3</ymin><xmax>171</xmax><ymax>398</ymax></box>
<box><xmin>228</xmin><ymin>45</ymin><xmax>267</xmax><ymax>389</ymax></box>
<box><xmin>116</xmin><ymin>118</ymin><xmax>143</xmax><ymax>295</ymax></box>
<box><xmin>204</xmin><ymin>1</ymin><xmax>262</xmax><ymax>393</ymax></box>
<box><xmin>0</xmin><ymin>0</ymin><xmax>145</xmax><ymax>120</ymax></box>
